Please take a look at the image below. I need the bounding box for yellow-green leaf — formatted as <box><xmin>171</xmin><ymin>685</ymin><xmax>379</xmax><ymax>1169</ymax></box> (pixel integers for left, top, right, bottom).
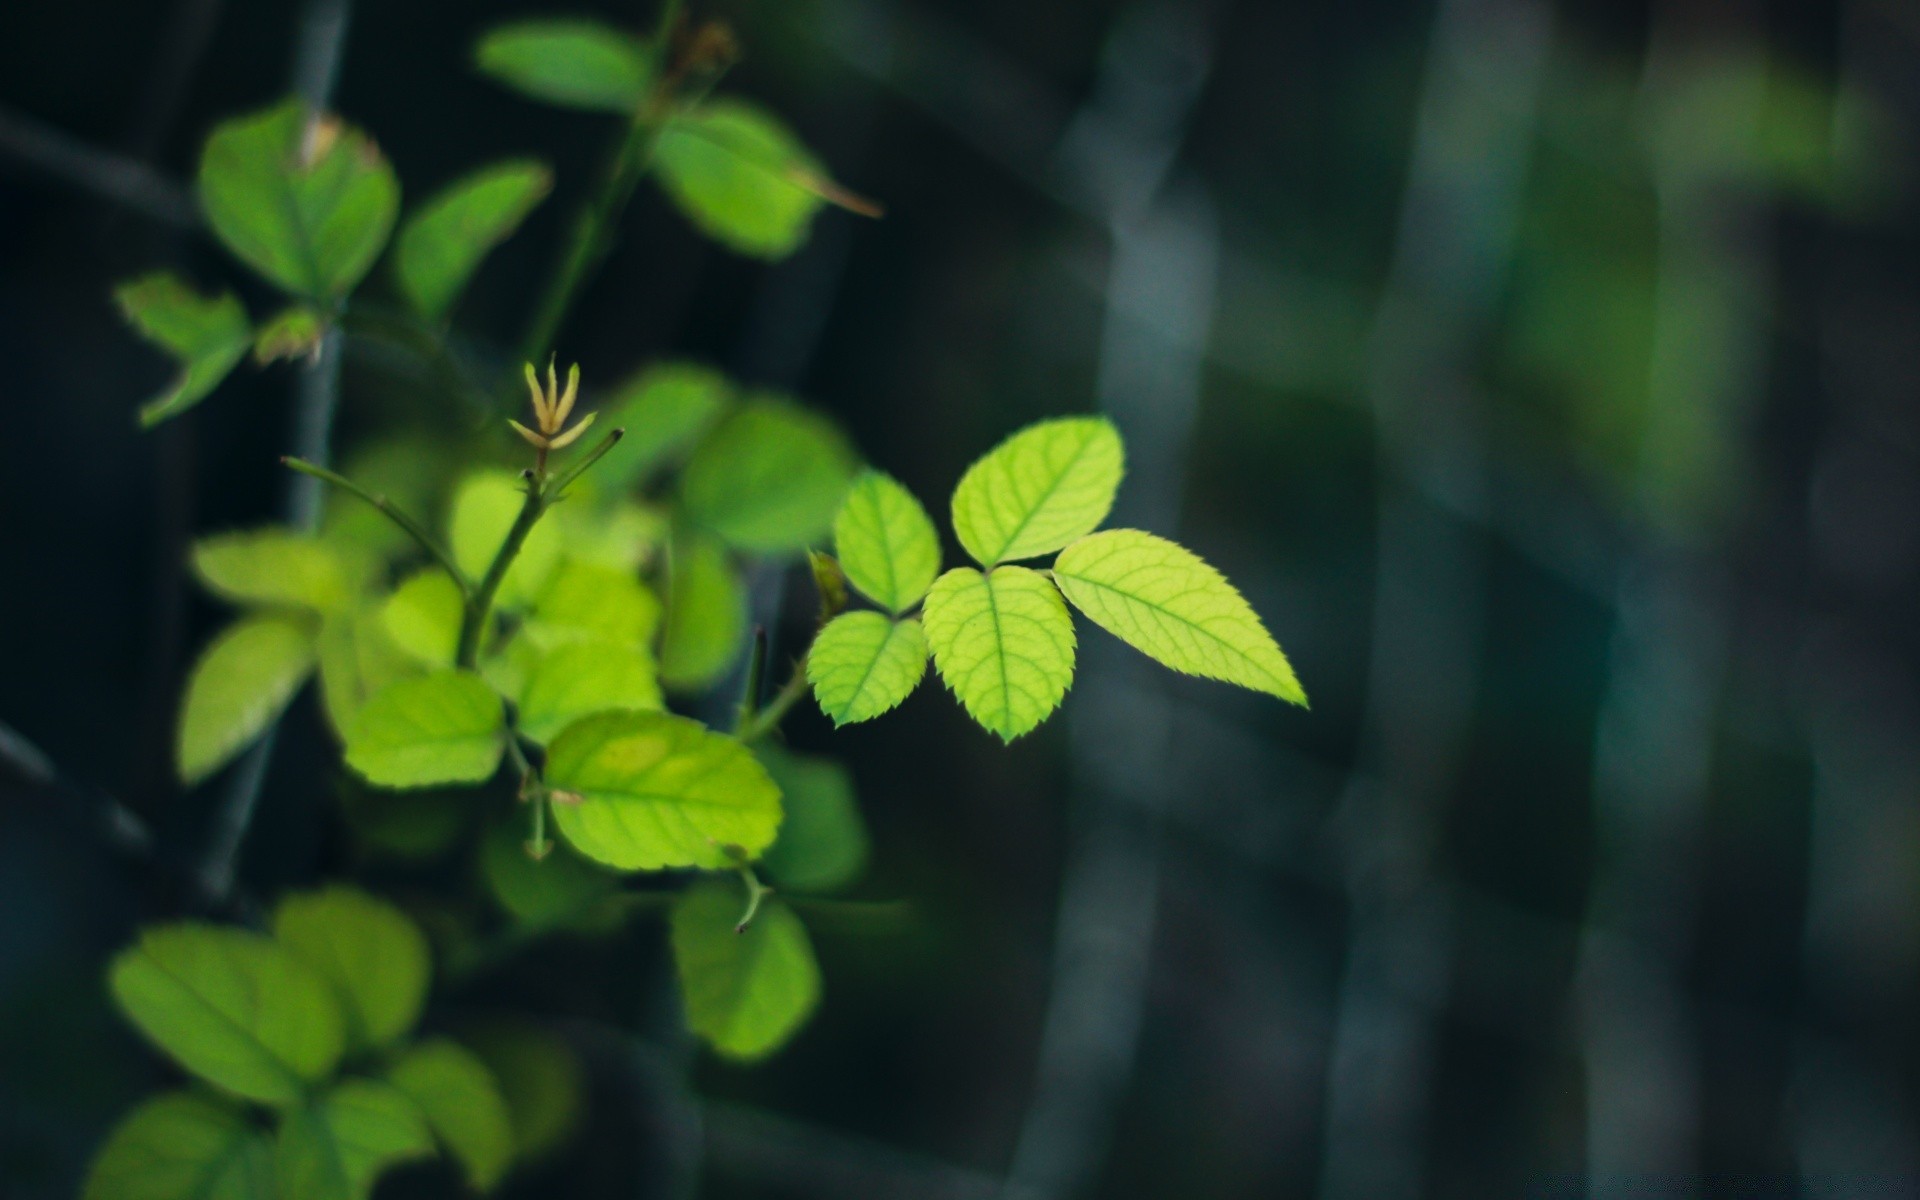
<box><xmin>449</xmin><ymin>469</ymin><xmax>563</xmax><ymax>607</ymax></box>
<box><xmin>397</xmin><ymin>159</ymin><xmax>552</xmax><ymax>320</ymax></box>
<box><xmin>757</xmin><ymin>747</ymin><xmax>869</xmax><ymax>894</ymax></box>
<box><xmin>679</xmin><ymin>396</ymin><xmax>858</xmax><ymax>554</ymax></box>
<box><xmin>658</xmin><ymin>534</ymin><xmax>746</xmax><ymax>691</ymax></box>
<box><xmin>382</xmin><ymin>567</ymin><xmax>466</xmax><ymax>666</ymax></box>
<box><xmin>516</xmin><ymin>639</ymin><xmax>664</xmax><ymax>744</ymax></box>
<box><xmin>344</xmin><ymin>670</ymin><xmax>504</xmax><ymax>788</ymax></box>
<box><xmin>474</xmin><ymin>20</ymin><xmax>651</xmax><ymax>112</ymax></box>
<box><xmin>273</xmin><ymin>1080</ymin><xmax>434</xmax><ymax>1200</ymax></box>
<box><xmin>546</xmin><ymin>711</ymin><xmax>782</xmax><ymax>871</ymax></box>
<box><xmin>178</xmin><ymin>615</ymin><xmax>317</xmax><ymax>785</ymax></box>
<box><xmin>198</xmin><ymin>101</ymin><xmax>399</xmax><ymax>301</ymax></box>
<box><xmin>950</xmin><ymin>417</ymin><xmax>1123</xmax><ymax>565</ymax></box>
<box><xmin>115</xmin><ymin>273</ymin><xmax>252</xmax><ymax>428</ymax></box>
<box><xmin>83</xmin><ymin>1091</ymin><xmax>273</xmax><ymax>1200</ymax></box>
<box><xmin>524</xmin><ymin>558</ymin><xmax>660</xmax><ymax>649</ymax></box>
<box><xmin>672</xmin><ymin>880</ymin><xmax>820</xmax><ymax>1060</ymax></box>
<box><xmin>110</xmin><ymin>924</ymin><xmax>345</xmax><ymax>1106</ymax></box>
<box><xmin>317</xmin><ymin>606</ymin><xmax>419</xmax><ymax>736</ymax></box>
<box><xmin>386</xmin><ymin>1039</ymin><xmax>514</xmax><ymax>1193</ymax></box>
<box><xmin>272</xmin><ymin>886</ymin><xmax>431</xmax><ymax>1051</ymax></box>
<box><xmin>922</xmin><ymin>566</ymin><xmax>1075</xmax><ymax>741</ymax></box>
<box><xmin>833</xmin><ymin>470</ymin><xmax>940</xmax><ymax>613</ymax></box>
<box><xmin>597</xmin><ymin>362</ymin><xmax>732</xmax><ymax>487</ymax></box>
<box><xmin>806</xmin><ymin>612</ymin><xmax>927</xmax><ymax>727</ymax></box>
<box><xmin>192</xmin><ymin>529</ymin><xmax>351</xmax><ymax>613</ymax></box>
<box><xmin>1052</xmin><ymin>529</ymin><xmax>1306</xmax><ymax>704</ymax></box>
<box><xmin>654</xmin><ymin>100</ymin><xmax>837</xmax><ymax>259</ymax></box>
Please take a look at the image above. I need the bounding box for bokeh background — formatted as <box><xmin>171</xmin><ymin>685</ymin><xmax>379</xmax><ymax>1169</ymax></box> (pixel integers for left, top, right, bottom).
<box><xmin>5</xmin><ymin>0</ymin><xmax>1920</xmax><ymax>1196</ymax></box>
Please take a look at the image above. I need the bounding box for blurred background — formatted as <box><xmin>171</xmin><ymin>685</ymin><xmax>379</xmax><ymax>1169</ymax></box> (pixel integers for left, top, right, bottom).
<box><xmin>5</xmin><ymin>0</ymin><xmax>1920</xmax><ymax>1196</ymax></box>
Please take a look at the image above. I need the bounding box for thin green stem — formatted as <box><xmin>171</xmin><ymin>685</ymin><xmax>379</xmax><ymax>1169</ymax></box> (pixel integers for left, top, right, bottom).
<box><xmin>457</xmin><ymin>473</ymin><xmax>546</xmax><ymax>668</ymax></box>
<box><xmin>735</xmin><ymin>627</ymin><xmax>769</xmax><ymax>731</ymax></box>
<box><xmin>282</xmin><ymin>456</ymin><xmax>472</xmax><ymax>595</ymax></box>
<box><xmin>735</xmin><ymin>652</ymin><xmax>811</xmax><ymax>745</ymax></box>
<box><xmin>734</xmin><ymin>864</ymin><xmax>771</xmax><ymax>933</ymax></box>
<box><xmin>548</xmin><ymin>427</ymin><xmax>627</xmax><ymax>497</ymax></box>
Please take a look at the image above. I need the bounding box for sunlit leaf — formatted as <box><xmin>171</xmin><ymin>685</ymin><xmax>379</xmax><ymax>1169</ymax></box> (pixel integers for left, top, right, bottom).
<box><xmin>950</xmin><ymin>417</ymin><xmax>1123</xmax><ymax>565</ymax></box>
<box><xmin>387</xmin><ymin>1039</ymin><xmax>514</xmax><ymax>1193</ymax></box>
<box><xmin>679</xmin><ymin>395</ymin><xmax>858</xmax><ymax>553</ymax></box>
<box><xmin>272</xmin><ymin>886</ymin><xmax>431</xmax><ymax>1051</ymax></box>
<box><xmin>83</xmin><ymin>1092</ymin><xmax>273</xmax><ymax>1200</ymax></box>
<box><xmin>382</xmin><ymin>567</ymin><xmax>466</xmax><ymax>666</ymax></box>
<box><xmin>597</xmin><ymin>362</ymin><xmax>732</xmax><ymax>487</ymax></box>
<box><xmin>317</xmin><ymin>607</ymin><xmax>418</xmax><ymax>737</ymax></box>
<box><xmin>806</xmin><ymin>612</ymin><xmax>927</xmax><ymax>727</ymax></box>
<box><xmin>344</xmin><ymin>670</ymin><xmax>504</xmax><ymax>788</ymax></box>
<box><xmin>658</xmin><ymin>534</ymin><xmax>746</xmax><ymax>690</ymax></box>
<box><xmin>199</xmin><ymin>100</ymin><xmax>400</xmax><ymax>300</ymax></box>
<box><xmin>517</xmin><ymin>639</ymin><xmax>664</xmax><ymax>743</ymax></box>
<box><xmin>524</xmin><ymin>558</ymin><xmax>660</xmax><ymax>649</ymax></box>
<box><xmin>397</xmin><ymin>159</ymin><xmax>552</xmax><ymax>320</ymax></box>
<box><xmin>757</xmin><ymin>747</ymin><xmax>869</xmax><ymax>894</ymax></box>
<box><xmin>449</xmin><ymin>469</ymin><xmax>564</xmax><ymax>608</ymax></box>
<box><xmin>1052</xmin><ymin>529</ymin><xmax>1307</xmax><ymax>704</ymax></box>
<box><xmin>833</xmin><ymin>470</ymin><xmax>940</xmax><ymax>614</ymax></box>
<box><xmin>273</xmin><ymin>1080</ymin><xmax>434</xmax><ymax>1200</ymax></box>
<box><xmin>922</xmin><ymin>566</ymin><xmax>1075</xmax><ymax>741</ymax></box>
<box><xmin>110</xmin><ymin>924</ymin><xmax>344</xmax><ymax>1106</ymax></box>
<box><xmin>192</xmin><ymin>529</ymin><xmax>352</xmax><ymax>613</ymax></box>
<box><xmin>178</xmin><ymin>615</ymin><xmax>317</xmax><ymax>785</ymax></box>
<box><xmin>546</xmin><ymin>710</ymin><xmax>782</xmax><ymax>871</ymax></box>
<box><xmin>474</xmin><ymin>19</ymin><xmax>652</xmax><ymax>112</ymax></box>
<box><xmin>655</xmin><ymin>100</ymin><xmax>843</xmax><ymax>259</ymax></box>
<box><xmin>115</xmin><ymin>273</ymin><xmax>252</xmax><ymax>428</ymax></box>
<box><xmin>672</xmin><ymin>880</ymin><xmax>820</xmax><ymax>1060</ymax></box>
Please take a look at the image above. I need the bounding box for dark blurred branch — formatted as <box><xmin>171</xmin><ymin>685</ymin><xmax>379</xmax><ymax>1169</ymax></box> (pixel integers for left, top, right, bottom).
<box><xmin>0</xmin><ymin>105</ymin><xmax>198</xmax><ymax>228</ymax></box>
<box><xmin>1317</xmin><ymin>1</ymin><xmax>1551</xmax><ymax>1196</ymax></box>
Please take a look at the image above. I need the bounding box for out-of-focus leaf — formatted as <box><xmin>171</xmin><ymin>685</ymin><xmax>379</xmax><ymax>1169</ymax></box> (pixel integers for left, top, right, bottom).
<box><xmin>272</xmin><ymin>886</ymin><xmax>431</xmax><ymax>1051</ymax></box>
<box><xmin>397</xmin><ymin>160</ymin><xmax>552</xmax><ymax>320</ymax></box>
<box><xmin>382</xmin><ymin>568</ymin><xmax>467</xmax><ymax>666</ymax></box>
<box><xmin>474</xmin><ymin>20</ymin><xmax>651</xmax><ymax>112</ymax></box>
<box><xmin>178</xmin><ymin>615</ymin><xmax>317</xmax><ymax>785</ymax></box>
<box><xmin>273</xmin><ymin>1079</ymin><xmax>434</xmax><ymax>1200</ymax></box>
<box><xmin>450</xmin><ymin>469</ymin><xmax>564</xmax><ymax>608</ymax></box>
<box><xmin>462</xmin><ymin>1024</ymin><xmax>583</xmax><ymax>1163</ymax></box>
<box><xmin>115</xmin><ymin>272</ymin><xmax>251</xmax><ymax>428</ymax></box>
<box><xmin>481</xmin><ymin>817</ymin><xmax>619</xmax><ymax>927</ymax></box>
<box><xmin>516</xmin><ymin>639</ymin><xmax>663</xmax><ymax>744</ymax></box>
<box><xmin>655</xmin><ymin>100</ymin><xmax>855</xmax><ymax>259</ymax></box>
<box><xmin>83</xmin><ymin>1091</ymin><xmax>273</xmax><ymax>1200</ymax></box>
<box><xmin>671</xmin><ymin>880</ymin><xmax>820</xmax><ymax>1060</ymax></box>
<box><xmin>658</xmin><ymin>534</ymin><xmax>746</xmax><ymax>690</ymax></box>
<box><xmin>679</xmin><ymin>395</ymin><xmax>858</xmax><ymax>554</ymax></box>
<box><xmin>339</xmin><ymin>782</ymin><xmax>465</xmax><ymax>861</ymax></box>
<box><xmin>192</xmin><ymin>529</ymin><xmax>352</xmax><ymax>613</ymax></box>
<box><xmin>110</xmin><ymin>924</ymin><xmax>345</xmax><ymax>1106</ymax></box>
<box><xmin>525</xmin><ymin>558</ymin><xmax>660</xmax><ymax>649</ymax></box>
<box><xmin>597</xmin><ymin>362</ymin><xmax>732</xmax><ymax>487</ymax></box>
<box><xmin>757</xmin><ymin>746</ymin><xmax>869</xmax><ymax>893</ymax></box>
<box><xmin>198</xmin><ymin>100</ymin><xmax>399</xmax><ymax>300</ymax></box>
<box><xmin>253</xmin><ymin>305</ymin><xmax>325</xmax><ymax>365</ymax></box>
<box><xmin>387</xmin><ymin>1038</ymin><xmax>514</xmax><ymax>1192</ymax></box>
<box><xmin>546</xmin><ymin>710</ymin><xmax>782</xmax><ymax>870</ymax></box>
<box><xmin>344</xmin><ymin>670</ymin><xmax>504</xmax><ymax>788</ymax></box>
<box><xmin>318</xmin><ymin>606</ymin><xmax>419</xmax><ymax>736</ymax></box>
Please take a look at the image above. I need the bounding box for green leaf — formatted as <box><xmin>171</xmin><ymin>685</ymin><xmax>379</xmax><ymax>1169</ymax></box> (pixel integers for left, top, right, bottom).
<box><xmin>198</xmin><ymin>101</ymin><xmax>400</xmax><ymax>300</ymax></box>
<box><xmin>757</xmin><ymin>747</ymin><xmax>869</xmax><ymax>894</ymax></box>
<box><xmin>386</xmin><ymin>1039</ymin><xmax>514</xmax><ymax>1193</ymax></box>
<box><xmin>658</xmin><ymin>534</ymin><xmax>746</xmax><ymax>690</ymax></box>
<box><xmin>546</xmin><ymin>711</ymin><xmax>783</xmax><ymax>871</ymax></box>
<box><xmin>83</xmin><ymin>1092</ymin><xmax>273</xmax><ymax>1200</ymax></box>
<box><xmin>806</xmin><ymin>612</ymin><xmax>927</xmax><ymax>727</ymax></box>
<box><xmin>344</xmin><ymin>670</ymin><xmax>504</xmax><ymax>788</ymax></box>
<box><xmin>517</xmin><ymin>639</ymin><xmax>663</xmax><ymax>744</ymax></box>
<box><xmin>922</xmin><ymin>566</ymin><xmax>1076</xmax><ymax>741</ymax></box>
<box><xmin>339</xmin><ymin>783</ymin><xmax>466</xmax><ymax>862</ymax></box>
<box><xmin>116</xmin><ymin>273</ymin><xmax>252</xmax><ymax>428</ymax></box>
<box><xmin>272</xmin><ymin>886</ymin><xmax>431</xmax><ymax>1051</ymax></box>
<box><xmin>462</xmin><ymin>1024</ymin><xmax>582</xmax><ymax>1163</ymax></box>
<box><xmin>449</xmin><ymin>469</ymin><xmax>563</xmax><ymax>608</ymax></box>
<box><xmin>252</xmin><ymin>304</ymin><xmax>325</xmax><ymax>365</ymax></box>
<box><xmin>950</xmin><ymin>416</ymin><xmax>1124</xmax><ymax>565</ymax></box>
<box><xmin>679</xmin><ymin>395</ymin><xmax>858</xmax><ymax>553</ymax></box>
<box><xmin>192</xmin><ymin>529</ymin><xmax>352</xmax><ymax>613</ymax></box>
<box><xmin>322</xmin><ymin>435</ymin><xmax>457</xmax><ymax>562</ymax></box>
<box><xmin>481</xmin><ymin>817</ymin><xmax>619</xmax><ymax>927</ymax></box>
<box><xmin>655</xmin><ymin>100</ymin><xmax>838</xmax><ymax>259</ymax></box>
<box><xmin>474</xmin><ymin>19</ymin><xmax>651</xmax><ymax>112</ymax></box>
<box><xmin>833</xmin><ymin>470</ymin><xmax>941</xmax><ymax>613</ymax></box>
<box><xmin>382</xmin><ymin>568</ymin><xmax>466</xmax><ymax>666</ymax></box>
<box><xmin>671</xmin><ymin>881</ymin><xmax>820</xmax><ymax>1060</ymax></box>
<box><xmin>178</xmin><ymin>615</ymin><xmax>317</xmax><ymax>785</ymax></box>
<box><xmin>109</xmin><ymin>923</ymin><xmax>345</xmax><ymax>1106</ymax></box>
<box><xmin>274</xmin><ymin>1080</ymin><xmax>434</xmax><ymax>1200</ymax></box>
<box><xmin>1052</xmin><ymin>529</ymin><xmax>1307</xmax><ymax>704</ymax></box>
<box><xmin>317</xmin><ymin>607</ymin><xmax>419</xmax><ymax>736</ymax></box>
<box><xmin>597</xmin><ymin>362</ymin><xmax>732</xmax><ymax>487</ymax></box>
<box><xmin>397</xmin><ymin>159</ymin><xmax>552</xmax><ymax>320</ymax></box>
<box><xmin>525</xmin><ymin>558</ymin><xmax>661</xmax><ymax>649</ymax></box>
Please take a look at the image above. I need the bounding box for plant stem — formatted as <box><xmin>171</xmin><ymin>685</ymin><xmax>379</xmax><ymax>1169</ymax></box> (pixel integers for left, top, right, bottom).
<box><xmin>734</xmin><ymin>865</ymin><xmax>771</xmax><ymax>932</ymax></box>
<box><xmin>457</xmin><ymin>474</ymin><xmax>546</xmax><ymax>668</ymax></box>
<box><xmin>735</xmin><ymin>653</ymin><xmax>810</xmax><ymax>745</ymax></box>
<box><xmin>282</xmin><ymin>456</ymin><xmax>471</xmax><ymax>594</ymax></box>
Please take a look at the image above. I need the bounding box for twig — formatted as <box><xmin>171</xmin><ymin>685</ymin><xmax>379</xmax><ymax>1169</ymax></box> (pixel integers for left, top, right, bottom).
<box><xmin>282</xmin><ymin>457</ymin><xmax>470</xmax><ymax>592</ymax></box>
